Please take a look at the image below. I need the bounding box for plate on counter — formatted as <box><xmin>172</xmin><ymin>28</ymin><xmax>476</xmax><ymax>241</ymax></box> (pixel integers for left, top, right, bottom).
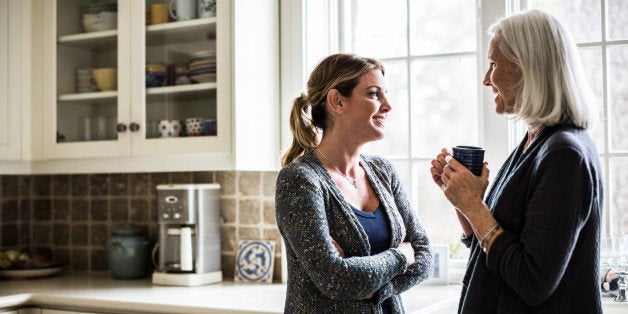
<box><xmin>0</xmin><ymin>266</ymin><xmax>63</xmax><ymax>279</ymax></box>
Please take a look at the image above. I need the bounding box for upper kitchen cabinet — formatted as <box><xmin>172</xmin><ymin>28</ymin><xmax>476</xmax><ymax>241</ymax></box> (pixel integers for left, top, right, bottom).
<box><xmin>0</xmin><ymin>0</ymin><xmax>29</xmax><ymax>162</ymax></box>
<box><xmin>29</xmin><ymin>0</ymin><xmax>280</xmax><ymax>173</ymax></box>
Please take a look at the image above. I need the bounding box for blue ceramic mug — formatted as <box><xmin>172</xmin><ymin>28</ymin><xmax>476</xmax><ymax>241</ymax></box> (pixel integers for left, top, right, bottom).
<box><xmin>452</xmin><ymin>145</ymin><xmax>485</xmax><ymax>176</ymax></box>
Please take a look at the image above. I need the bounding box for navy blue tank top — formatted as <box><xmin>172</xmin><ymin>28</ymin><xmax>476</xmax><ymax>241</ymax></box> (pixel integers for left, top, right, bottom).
<box><xmin>351</xmin><ymin>205</ymin><xmax>393</xmax><ymax>313</ymax></box>
<box><xmin>351</xmin><ymin>205</ymin><xmax>392</xmax><ymax>254</ymax></box>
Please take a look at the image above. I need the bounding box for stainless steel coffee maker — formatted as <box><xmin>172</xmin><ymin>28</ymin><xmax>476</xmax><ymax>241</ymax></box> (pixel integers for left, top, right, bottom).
<box><xmin>152</xmin><ymin>184</ymin><xmax>222</xmax><ymax>286</ymax></box>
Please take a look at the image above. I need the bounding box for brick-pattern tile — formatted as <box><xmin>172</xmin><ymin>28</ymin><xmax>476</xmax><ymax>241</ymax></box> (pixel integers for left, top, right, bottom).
<box><xmin>239</xmin><ymin>199</ymin><xmax>261</xmax><ymax>224</ymax></box>
<box><xmin>2</xmin><ymin>175</ymin><xmax>19</xmax><ymax>197</ymax></box>
<box><xmin>33</xmin><ymin>175</ymin><xmax>52</xmax><ymax>197</ymax></box>
<box><xmin>239</xmin><ymin>172</ymin><xmax>261</xmax><ymax>196</ymax></box>
<box><xmin>71</xmin><ymin>175</ymin><xmax>89</xmax><ymax>196</ymax></box>
<box><xmin>53</xmin><ymin>199</ymin><xmax>70</xmax><ymax>220</ymax></box>
<box><xmin>262</xmin><ymin>172</ymin><xmax>277</xmax><ymax>197</ymax></box>
<box><xmin>52</xmin><ymin>175</ymin><xmax>70</xmax><ymax>196</ymax></box>
<box><xmin>90</xmin><ymin>174</ymin><xmax>109</xmax><ymax>196</ymax></box>
<box><xmin>1</xmin><ymin>224</ymin><xmax>18</xmax><ymax>247</ymax></box>
<box><xmin>216</xmin><ymin>171</ymin><xmax>236</xmax><ymax>195</ymax></box>
<box><xmin>2</xmin><ymin>200</ymin><xmax>18</xmax><ymax>222</ymax></box>
<box><xmin>0</xmin><ymin>170</ymin><xmax>283</xmax><ymax>282</ymax></box>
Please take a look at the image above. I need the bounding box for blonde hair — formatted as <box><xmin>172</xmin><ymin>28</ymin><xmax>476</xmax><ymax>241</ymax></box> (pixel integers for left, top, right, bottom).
<box><xmin>281</xmin><ymin>53</ymin><xmax>385</xmax><ymax>166</ymax></box>
<box><xmin>488</xmin><ymin>9</ymin><xmax>595</xmax><ymax>129</ymax></box>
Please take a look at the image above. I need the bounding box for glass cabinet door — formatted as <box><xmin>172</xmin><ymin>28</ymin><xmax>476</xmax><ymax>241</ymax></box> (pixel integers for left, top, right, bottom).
<box><xmin>141</xmin><ymin>0</ymin><xmax>218</xmax><ymax>141</ymax></box>
<box><xmin>56</xmin><ymin>0</ymin><xmax>121</xmax><ymax>144</ymax></box>
<box><xmin>45</xmin><ymin>0</ymin><xmax>229</xmax><ymax>160</ymax></box>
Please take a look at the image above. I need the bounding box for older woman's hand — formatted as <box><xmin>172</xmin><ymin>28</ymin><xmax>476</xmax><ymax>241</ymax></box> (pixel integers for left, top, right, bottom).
<box><xmin>439</xmin><ymin>155</ymin><xmax>490</xmax><ymax>215</ymax></box>
<box><xmin>430</xmin><ymin>148</ymin><xmax>451</xmax><ymax>189</ymax></box>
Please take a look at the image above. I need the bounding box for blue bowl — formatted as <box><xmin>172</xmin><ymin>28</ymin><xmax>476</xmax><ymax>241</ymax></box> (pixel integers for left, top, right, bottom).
<box><xmin>146</xmin><ymin>72</ymin><xmax>166</xmax><ymax>87</ymax></box>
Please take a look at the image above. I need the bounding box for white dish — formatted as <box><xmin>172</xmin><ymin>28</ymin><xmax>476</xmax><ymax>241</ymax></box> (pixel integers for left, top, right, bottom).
<box><xmin>0</xmin><ymin>266</ymin><xmax>63</xmax><ymax>279</ymax></box>
<box><xmin>190</xmin><ymin>73</ymin><xmax>216</xmax><ymax>83</ymax></box>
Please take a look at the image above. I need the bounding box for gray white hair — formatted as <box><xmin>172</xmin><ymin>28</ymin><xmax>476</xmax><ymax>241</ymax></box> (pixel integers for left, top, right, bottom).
<box><xmin>488</xmin><ymin>9</ymin><xmax>595</xmax><ymax>129</ymax></box>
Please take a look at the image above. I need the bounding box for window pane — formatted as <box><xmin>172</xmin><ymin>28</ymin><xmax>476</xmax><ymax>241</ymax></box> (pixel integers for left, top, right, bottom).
<box><xmin>610</xmin><ymin>158</ymin><xmax>628</xmax><ymax>235</ymax></box>
<box><xmin>305</xmin><ymin>1</ymin><xmax>335</xmax><ymax>74</ymax></box>
<box><xmin>409</xmin><ymin>0</ymin><xmax>476</xmax><ymax>56</ymax></box>
<box><xmin>413</xmin><ymin>161</ymin><xmax>465</xmax><ymax>253</ymax></box>
<box><xmin>391</xmin><ymin>160</ymin><xmax>412</xmax><ymax>195</ymax></box>
<box><xmin>349</xmin><ymin>0</ymin><xmax>407</xmax><ymax>58</ymax></box>
<box><xmin>579</xmin><ymin>47</ymin><xmax>605</xmax><ymax>152</ymax></box>
<box><xmin>363</xmin><ymin>60</ymin><xmax>409</xmax><ymax>158</ymax></box>
<box><xmin>410</xmin><ymin>56</ymin><xmax>478</xmax><ymax>157</ymax></box>
<box><xmin>607</xmin><ymin>0</ymin><xmax>628</xmax><ymax>40</ymax></box>
<box><xmin>527</xmin><ymin>0</ymin><xmax>601</xmax><ymax>43</ymax></box>
<box><xmin>608</xmin><ymin>45</ymin><xmax>628</xmax><ymax>152</ymax></box>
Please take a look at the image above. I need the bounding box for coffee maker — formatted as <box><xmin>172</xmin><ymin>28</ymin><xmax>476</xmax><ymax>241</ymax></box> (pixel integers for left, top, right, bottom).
<box><xmin>152</xmin><ymin>184</ymin><xmax>222</xmax><ymax>286</ymax></box>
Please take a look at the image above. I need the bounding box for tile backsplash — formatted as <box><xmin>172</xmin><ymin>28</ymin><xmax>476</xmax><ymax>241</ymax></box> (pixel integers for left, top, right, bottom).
<box><xmin>0</xmin><ymin>171</ymin><xmax>281</xmax><ymax>282</ymax></box>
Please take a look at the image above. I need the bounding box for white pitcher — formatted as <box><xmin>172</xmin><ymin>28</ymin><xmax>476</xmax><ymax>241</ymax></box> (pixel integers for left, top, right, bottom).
<box><xmin>169</xmin><ymin>0</ymin><xmax>196</xmax><ymax>21</ymax></box>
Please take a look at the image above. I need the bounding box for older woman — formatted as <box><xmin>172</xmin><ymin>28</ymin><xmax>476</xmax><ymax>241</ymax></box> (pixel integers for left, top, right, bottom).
<box><xmin>276</xmin><ymin>53</ymin><xmax>432</xmax><ymax>313</ymax></box>
<box><xmin>430</xmin><ymin>10</ymin><xmax>603</xmax><ymax>313</ymax></box>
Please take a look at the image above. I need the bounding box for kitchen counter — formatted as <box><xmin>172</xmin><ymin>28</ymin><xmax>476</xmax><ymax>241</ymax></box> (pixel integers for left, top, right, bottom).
<box><xmin>2</xmin><ymin>273</ymin><xmax>625</xmax><ymax>313</ymax></box>
<box><xmin>0</xmin><ymin>272</ymin><xmax>462</xmax><ymax>313</ymax></box>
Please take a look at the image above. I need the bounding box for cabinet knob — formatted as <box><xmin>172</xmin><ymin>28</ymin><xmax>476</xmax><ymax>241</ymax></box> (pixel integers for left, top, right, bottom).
<box><xmin>129</xmin><ymin>122</ymin><xmax>140</xmax><ymax>132</ymax></box>
<box><xmin>116</xmin><ymin>123</ymin><xmax>127</xmax><ymax>133</ymax></box>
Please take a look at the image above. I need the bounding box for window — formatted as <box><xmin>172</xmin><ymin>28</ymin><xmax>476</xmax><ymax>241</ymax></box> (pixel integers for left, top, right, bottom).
<box><xmin>339</xmin><ymin>0</ymin><xmax>482</xmax><ymax>252</ymax></box>
<box><xmin>280</xmin><ymin>0</ymin><xmax>628</xmax><ymax>253</ymax></box>
<box><xmin>525</xmin><ymin>0</ymin><xmax>628</xmax><ymax>251</ymax></box>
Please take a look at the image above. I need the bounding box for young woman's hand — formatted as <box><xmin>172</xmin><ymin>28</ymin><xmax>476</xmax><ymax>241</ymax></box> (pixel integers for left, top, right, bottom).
<box><xmin>331</xmin><ymin>238</ymin><xmax>345</xmax><ymax>258</ymax></box>
<box><xmin>397</xmin><ymin>242</ymin><xmax>416</xmax><ymax>266</ymax></box>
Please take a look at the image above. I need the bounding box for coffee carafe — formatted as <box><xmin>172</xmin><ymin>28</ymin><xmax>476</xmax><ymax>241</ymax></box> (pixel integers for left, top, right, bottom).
<box><xmin>152</xmin><ymin>184</ymin><xmax>222</xmax><ymax>286</ymax></box>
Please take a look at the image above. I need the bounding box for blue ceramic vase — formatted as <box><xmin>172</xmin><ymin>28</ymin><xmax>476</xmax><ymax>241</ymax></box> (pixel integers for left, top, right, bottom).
<box><xmin>106</xmin><ymin>224</ymin><xmax>149</xmax><ymax>279</ymax></box>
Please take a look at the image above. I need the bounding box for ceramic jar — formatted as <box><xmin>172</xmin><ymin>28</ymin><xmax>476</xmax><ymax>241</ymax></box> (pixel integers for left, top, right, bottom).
<box><xmin>185</xmin><ymin>117</ymin><xmax>204</xmax><ymax>136</ymax></box>
<box><xmin>159</xmin><ymin>119</ymin><xmax>182</xmax><ymax>137</ymax></box>
<box><xmin>106</xmin><ymin>224</ymin><xmax>149</xmax><ymax>279</ymax></box>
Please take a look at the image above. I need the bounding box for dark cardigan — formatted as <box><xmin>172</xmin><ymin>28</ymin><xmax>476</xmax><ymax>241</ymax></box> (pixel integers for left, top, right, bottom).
<box><xmin>459</xmin><ymin>124</ymin><xmax>604</xmax><ymax>313</ymax></box>
<box><xmin>275</xmin><ymin>151</ymin><xmax>433</xmax><ymax>313</ymax></box>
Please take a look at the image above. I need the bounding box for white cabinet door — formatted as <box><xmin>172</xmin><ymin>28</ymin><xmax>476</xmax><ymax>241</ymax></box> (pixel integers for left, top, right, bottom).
<box><xmin>38</xmin><ymin>0</ymin><xmax>131</xmax><ymax>159</ymax></box>
<box><xmin>27</xmin><ymin>0</ymin><xmax>280</xmax><ymax>172</ymax></box>
<box><xmin>0</xmin><ymin>0</ymin><xmax>24</xmax><ymax>161</ymax></box>
<box><xmin>127</xmin><ymin>0</ymin><xmax>231</xmax><ymax>157</ymax></box>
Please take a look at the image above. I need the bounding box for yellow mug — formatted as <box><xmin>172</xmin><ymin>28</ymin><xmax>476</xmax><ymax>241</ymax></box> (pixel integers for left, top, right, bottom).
<box><xmin>150</xmin><ymin>4</ymin><xmax>169</xmax><ymax>25</ymax></box>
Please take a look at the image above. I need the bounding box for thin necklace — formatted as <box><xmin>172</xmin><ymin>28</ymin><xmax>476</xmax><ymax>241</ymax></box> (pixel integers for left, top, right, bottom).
<box><xmin>316</xmin><ymin>148</ymin><xmax>358</xmax><ymax>188</ymax></box>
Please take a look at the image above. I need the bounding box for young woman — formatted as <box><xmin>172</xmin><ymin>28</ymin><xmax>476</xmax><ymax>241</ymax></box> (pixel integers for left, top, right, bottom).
<box><xmin>276</xmin><ymin>53</ymin><xmax>433</xmax><ymax>313</ymax></box>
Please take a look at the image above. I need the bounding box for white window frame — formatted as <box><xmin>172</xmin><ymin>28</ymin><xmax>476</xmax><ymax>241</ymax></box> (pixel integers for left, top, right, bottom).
<box><xmin>279</xmin><ymin>0</ymin><xmax>622</xmax><ymax>241</ymax></box>
<box><xmin>279</xmin><ymin>2</ymin><xmax>511</xmax><ymax>194</ymax></box>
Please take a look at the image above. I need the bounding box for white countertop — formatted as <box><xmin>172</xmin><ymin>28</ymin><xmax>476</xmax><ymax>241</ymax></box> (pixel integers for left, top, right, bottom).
<box><xmin>0</xmin><ymin>273</ymin><xmax>285</xmax><ymax>313</ymax></box>
<box><xmin>0</xmin><ymin>272</ymin><xmax>463</xmax><ymax>313</ymax></box>
<box><xmin>2</xmin><ymin>272</ymin><xmax>624</xmax><ymax>313</ymax></box>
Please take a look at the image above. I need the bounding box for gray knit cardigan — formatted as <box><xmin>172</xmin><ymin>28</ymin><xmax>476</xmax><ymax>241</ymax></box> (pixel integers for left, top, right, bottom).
<box><xmin>275</xmin><ymin>150</ymin><xmax>433</xmax><ymax>313</ymax></box>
